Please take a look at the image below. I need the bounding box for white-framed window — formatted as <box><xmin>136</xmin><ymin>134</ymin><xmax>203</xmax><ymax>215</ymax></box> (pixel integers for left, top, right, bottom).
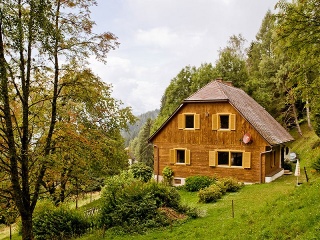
<box><xmin>212</xmin><ymin>113</ymin><xmax>236</xmax><ymax>130</ymax></box>
<box><xmin>170</xmin><ymin>148</ymin><xmax>191</xmax><ymax>165</ymax></box>
<box><xmin>178</xmin><ymin>113</ymin><xmax>200</xmax><ymax>130</ymax></box>
<box><xmin>209</xmin><ymin>150</ymin><xmax>251</xmax><ymax>168</ymax></box>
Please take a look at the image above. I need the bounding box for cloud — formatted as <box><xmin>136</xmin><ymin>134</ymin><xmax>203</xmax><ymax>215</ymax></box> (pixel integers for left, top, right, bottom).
<box><xmin>135</xmin><ymin>27</ymin><xmax>179</xmax><ymax>48</ymax></box>
<box><xmin>90</xmin><ymin>0</ymin><xmax>279</xmax><ymax>115</ymax></box>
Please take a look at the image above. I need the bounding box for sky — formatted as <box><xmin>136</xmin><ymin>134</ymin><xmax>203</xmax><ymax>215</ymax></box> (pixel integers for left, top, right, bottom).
<box><xmin>90</xmin><ymin>0</ymin><xmax>279</xmax><ymax>115</ymax></box>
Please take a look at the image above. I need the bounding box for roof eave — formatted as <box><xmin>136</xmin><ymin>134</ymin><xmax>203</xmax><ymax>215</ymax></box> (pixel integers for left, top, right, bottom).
<box><xmin>148</xmin><ymin>104</ymin><xmax>184</xmax><ymax>142</ymax></box>
<box><xmin>183</xmin><ymin>99</ymin><xmax>228</xmax><ymax>103</ymax></box>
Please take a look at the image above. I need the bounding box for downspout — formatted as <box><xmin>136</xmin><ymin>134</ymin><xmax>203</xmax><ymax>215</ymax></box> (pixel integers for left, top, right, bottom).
<box><xmin>260</xmin><ymin>147</ymin><xmax>273</xmax><ymax>183</ymax></box>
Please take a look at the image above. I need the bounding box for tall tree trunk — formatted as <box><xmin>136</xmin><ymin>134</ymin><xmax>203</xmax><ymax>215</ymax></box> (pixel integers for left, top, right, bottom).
<box><xmin>306</xmin><ymin>97</ymin><xmax>312</xmax><ymax>130</ymax></box>
<box><xmin>292</xmin><ymin>101</ymin><xmax>302</xmax><ymax>136</ymax></box>
<box><xmin>1</xmin><ymin>10</ymin><xmax>34</xmax><ymax>239</ymax></box>
<box><xmin>20</xmin><ymin>211</ymin><xmax>34</xmax><ymax>240</ymax></box>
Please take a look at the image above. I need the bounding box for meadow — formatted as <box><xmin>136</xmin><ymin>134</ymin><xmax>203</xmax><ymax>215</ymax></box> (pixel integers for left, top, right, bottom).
<box><xmin>1</xmin><ymin>124</ymin><xmax>319</xmax><ymax>240</ymax></box>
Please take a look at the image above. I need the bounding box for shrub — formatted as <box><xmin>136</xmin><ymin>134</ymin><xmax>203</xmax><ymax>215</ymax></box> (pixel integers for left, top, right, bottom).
<box><xmin>130</xmin><ymin>162</ymin><xmax>153</xmax><ymax>182</ymax></box>
<box><xmin>283</xmin><ymin>161</ymin><xmax>293</xmax><ymax>171</ymax></box>
<box><xmin>185</xmin><ymin>175</ymin><xmax>213</xmax><ymax>192</ymax></box>
<box><xmin>99</xmin><ymin>174</ymin><xmax>190</xmax><ymax>234</ymax></box>
<box><xmin>312</xmin><ymin>156</ymin><xmax>320</xmax><ymax>172</ymax></box>
<box><xmin>198</xmin><ymin>184</ymin><xmax>223</xmax><ymax>203</ymax></box>
<box><xmin>162</xmin><ymin>166</ymin><xmax>174</xmax><ymax>186</ymax></box>
<box><xmin>214</xmin><ymin>180</ymin><xmax>227</xmax><ymax>194</ymax></box>
<box><xmin>146</xmin><ymin>181</ymin><xmax>181</xmax><ymax>209</ymax></box>
<box><xmin>33</xmin><ymin>201</ymin><xmax>90</xmax><ymax>240</ymax></box>
<box><xmin>220</xmin><ymin>177</ymin><xmax>243</xmax><ymax>192</ymax></box>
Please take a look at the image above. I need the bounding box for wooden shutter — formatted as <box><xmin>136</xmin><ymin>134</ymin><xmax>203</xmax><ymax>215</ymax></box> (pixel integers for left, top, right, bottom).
<box><xmin>230</xmin><ymin>114</ymin><xmax>236</xmax><ymax>130</ymax></box>
<box><xmin>194</xmin><ymin>114</ymin><xmax>200</xmax><ymax>129</ymax></box>
<box><xmin>185</xmin><ymin>150</ymin><xmax>191</xmax><ymax>165</ymax></box>
<box><xmin>209</xmin><ymin>151</ymin><xmax>217</xmax><ymax>167</ymax></box>
<box><xmin>212</xmin><ymin>114</ymin><xmax>218</xmax><ymax>130</ymax></box>
<box><xmin>178</xmin><ymin>114</ymin><xmax>184</xmax><ymax>129</ymax></box>
<box><xmin>169</xmin><ymin>149</ymin><xmax>176</xmax><ymax>164</ymax></box>
<box><xmin>243</xmin><ymin>152</ymin><xmax>251</xmax><ymax>168</ymax></box>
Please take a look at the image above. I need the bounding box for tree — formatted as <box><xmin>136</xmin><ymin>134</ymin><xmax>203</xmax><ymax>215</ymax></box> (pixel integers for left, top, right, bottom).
<box><xmin>135</xmin><ymin>118</ymin><xmax>154</xmax><ymax>168</ymax></box>
<box><xmin>246</xmin><ymin>10</ymin><xmax>293</xmax><ymax>130</ymax></box>
<box><xmin>152</xmin><ymin>64</ymin><xmax>217</xmax><ymax>133</ymax></box>
<box><xmin>275</xmin><ymin>0</ymin><xmax>320</xmax><ymax>135</ymax></box>
<box><xmin>0</xmin><ymin>1</ymin><xmax>129</xmax><ymax>239</ymax></box>
<box><xmin>215</xmin><ymin>34</ymin><xmax>249</xmax><ymax>88</ymax></box>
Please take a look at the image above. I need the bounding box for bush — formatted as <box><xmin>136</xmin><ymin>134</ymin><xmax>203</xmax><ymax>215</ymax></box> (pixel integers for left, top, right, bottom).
<box><xmin>214</xmin><ymin>180</ymin><xmax>227</xmax><ymax>194</ymax></box>
<box><xmin>33</xmin><ymin>201</ymin><xmax>90</xmax><ymax>240</ymax></box>
<box><xmin>220</xmin><ymin>177</ymin><xmax>243</xmax><ymax>192</ymax></box>
<box><xmin>99</xmin><ymin>173</ymin><xmax>190</xmax><ymax>234</ymax></box>
<box><xmin>162</xmin><ymin>166</ymin><xmax>174</xmax><ymax>186</ymax></box>
<box><xmin>185</xmin><ymin>175</ymin><xmax>213</xmax><ymax>192</ymax></box>
<box><xmin>130</xmin><ymin>162</ymin><xmax>153</xmax><ymax>182</ymax></box>
<box><xmin>198</xmin><ymin>184</ymin><xmax>223</xmax><ymax>203</ymax></box>
<box><xmin>283</xmin><ymin>161</ymin><xmax>293</xmax><ymax>171</ymax></box>
<box><xmin>312</xmin><ymin>156</ymin><xmax>320</xmax><ymax>172</ymax></box>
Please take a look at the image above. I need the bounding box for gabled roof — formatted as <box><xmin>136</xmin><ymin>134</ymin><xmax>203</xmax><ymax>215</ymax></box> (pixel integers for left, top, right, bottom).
<box><xmin>150</xmin><ymin>80</ymin><xmax>294</xmax><ymax>145</ymax></box>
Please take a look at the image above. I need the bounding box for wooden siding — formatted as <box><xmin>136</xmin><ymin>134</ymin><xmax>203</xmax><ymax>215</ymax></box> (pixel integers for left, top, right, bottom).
<box><xmin>152</xmin><ymin>102</ymin><xmax>283</xmax><ymax>183</ymax></box>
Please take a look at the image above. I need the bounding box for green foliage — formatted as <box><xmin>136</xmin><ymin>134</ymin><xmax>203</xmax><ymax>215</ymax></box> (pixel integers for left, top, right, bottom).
<box><xmin>185</xmin><ymin>176</ymin><xmax>214</xmax><ymax>192</ymax></box>
<box><xmin>136</xmin><ymin>119</ymin><xmax>154</xmax><ymax>168</ymax></box>
<box><xmin>130</xmin><ymin>162</ymin><xmax>153</xmax><ymax>182</ymax></box>
<box><xmin>283</xmin><ymin>161</ymin><xmax>293</xmax><ymax>171</ymax></box>
<box><xmin>33</xmin><ymin>201</ymin><xmax>90</xmax><ymax>240</ymax></box>
<box><xmin>215</xmin><ymin>34</ymin><xmax>248</xmax><ymax>89</ymax></box>
<box><xmin>312</xmin><ymin>157</ymin><xmax>320</xmax><ymax>172</ymax></box>
<box><xmin>219</xmin><ymin>177</ymin><xmax>243</xmax><ymax>192</ymax></box>
<box><xmin>152</xmin><ymin>64</ymin><xmax>218</xmax><ymax>134</ymax></box>
<box><xmin>99</xmin><ymin>173</ymin><xmax>189</xmax><ymax>234</ymax></box>
<box><xmin>162</xmin><ymin>166</ymin><xmax>174</xmax><ymax>186</ymax></box>
<box><xmin>198</xmin><ymin>184</ymin><xmax>223</xmax><ymax>203</ymax></box>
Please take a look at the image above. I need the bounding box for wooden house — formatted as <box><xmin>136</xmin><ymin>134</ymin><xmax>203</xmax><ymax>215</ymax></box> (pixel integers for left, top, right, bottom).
<box><xmin>149</xmin><ymin>80</ymin><xmax>294</xmax><ymax>184</ymax></box>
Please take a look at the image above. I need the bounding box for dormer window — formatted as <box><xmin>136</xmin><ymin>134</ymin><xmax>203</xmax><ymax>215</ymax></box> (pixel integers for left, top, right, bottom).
<box><xmin>212</xmin><ymin>113</ymin><xmax>236</xmax><ymax>131</ymax></box>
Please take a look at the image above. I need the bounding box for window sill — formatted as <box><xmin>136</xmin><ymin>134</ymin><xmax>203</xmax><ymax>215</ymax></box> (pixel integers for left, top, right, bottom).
<box><xmin>217</xmin><ymin>165</ymin><xmax>243</xmax><ymax>169</ymax></box>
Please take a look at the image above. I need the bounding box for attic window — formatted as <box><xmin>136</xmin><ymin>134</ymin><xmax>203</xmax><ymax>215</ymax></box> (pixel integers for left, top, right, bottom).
<box><xmin>220</xmin><ymin>115</ymin><xmax>229</xmax><ymax>129</ymax></box>
<box><xmin>178</xmin><ymin>113</ymin><xmax>200</xmax><ymax>130</ymax></box>
<box><xmin>212</xmin><ymin>114</ymin><xmax>236</xmax><ymax>131</ymax></box>
<box><xmin>185</xmin><ymin>115</ymin><xmax>195</xmax><ymax>128</ymax></box>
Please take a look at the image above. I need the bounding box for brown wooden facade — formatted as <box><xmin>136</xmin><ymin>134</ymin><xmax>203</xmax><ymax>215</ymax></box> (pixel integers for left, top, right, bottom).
<box><xmin>151</xmin><ymin>102</ymin><xmax>287</xmax><ymax>184</ymax></box>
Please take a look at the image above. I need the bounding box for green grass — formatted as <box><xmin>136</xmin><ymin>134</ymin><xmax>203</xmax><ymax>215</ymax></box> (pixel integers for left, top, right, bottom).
<box><xmin>79</xmin><ymin>124</ymin><xmax>320</xmax><ymax>240</ymax></box>
<box><xmin>2</xmin><ymin>123</ymin><xmax>320</xmax><ymax>240</ymax></box>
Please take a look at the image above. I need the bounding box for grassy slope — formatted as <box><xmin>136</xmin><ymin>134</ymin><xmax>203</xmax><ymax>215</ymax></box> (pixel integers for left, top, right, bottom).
<box><xmin>2</xmin><ymin>124</ymin><xmax>319</xmax><ymax>240</ymax></box>
<box><xmin>80</xmin><ymin>124</ymin><xmax>320</xmax><ymax>240</ymax></box>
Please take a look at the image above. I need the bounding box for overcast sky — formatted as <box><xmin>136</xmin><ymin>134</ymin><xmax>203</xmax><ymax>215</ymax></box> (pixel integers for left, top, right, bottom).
<box><xmin>90</xmin><ymin>0</ymin><xmax>279</xmax><ymax>115</ymax></box>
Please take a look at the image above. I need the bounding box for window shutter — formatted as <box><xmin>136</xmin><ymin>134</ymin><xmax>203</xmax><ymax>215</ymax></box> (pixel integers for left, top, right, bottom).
<box><xmin>169</xmin><ymin>149</ymin><xmax>176</xmax><ymax>164</ymax></box>
<box><xmin>230</xmin><ymin>114</ymin><xmax>236</xmax><ymax>130</ymax></box>
<box><xmin>194</xmin><ymin>114</ymin><xmax>200</xmax><ymax>129</ymax></box>
<box><xmin>243</xmin><ymin>152</ymin><xmax>251</xmax><ymax>168</ymax></box>
<box><xmin>178</xmin><ymin>114</ymin><xmax>184</xmax><ymax>129</ymax></box>
<box><xmin>185</xmin><ymin>150</ymin><xmax>191</xmax><ymax>165</ymax></box>
<box><xmin>212</xmin><ymin>114</ymin><xmax>218</xmax><ymax>130</ymax></box>
<box><xmin>209</xmin><ymin>151</ymin><xmax>217</xmax><ymax>167</ymax></box>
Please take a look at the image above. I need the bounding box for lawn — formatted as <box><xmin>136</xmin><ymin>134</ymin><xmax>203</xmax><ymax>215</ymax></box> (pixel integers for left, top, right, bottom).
<box><xmin>1</xmin><ymin>124</ymin><xmax>320</xmax><ymax>240</ymax></box>
<box><xmin>79</xmin><ymin>124</ymin><xmax>320</xmax><ymax>240</ymax></box>
<box><xmin>80</xmin><ymin>173</ymin><xmax>320</xmax><ymax>240</ymax></box>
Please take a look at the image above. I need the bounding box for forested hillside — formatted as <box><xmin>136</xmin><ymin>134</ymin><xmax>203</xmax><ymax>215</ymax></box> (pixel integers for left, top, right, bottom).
<box><xmin>122</xmin><ymin>109</ymin><xmax>159</xmax><ymax>146</ymax></box>
<box><xmin>1</xmin><ymin>1</ymin><xmax>319</xmax><ymax>239</ymax></box>
<box><xmin>152</xmin><ymin>2</ymin><xmax>320</xmax><ymax>138</ymax></box>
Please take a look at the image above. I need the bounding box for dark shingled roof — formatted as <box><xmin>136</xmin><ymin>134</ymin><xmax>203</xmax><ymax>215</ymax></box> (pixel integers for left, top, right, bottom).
<box><xmin>184</xmin><ymin>80</ymin><xmax>294</xmax><ymax>145</ymax></box>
